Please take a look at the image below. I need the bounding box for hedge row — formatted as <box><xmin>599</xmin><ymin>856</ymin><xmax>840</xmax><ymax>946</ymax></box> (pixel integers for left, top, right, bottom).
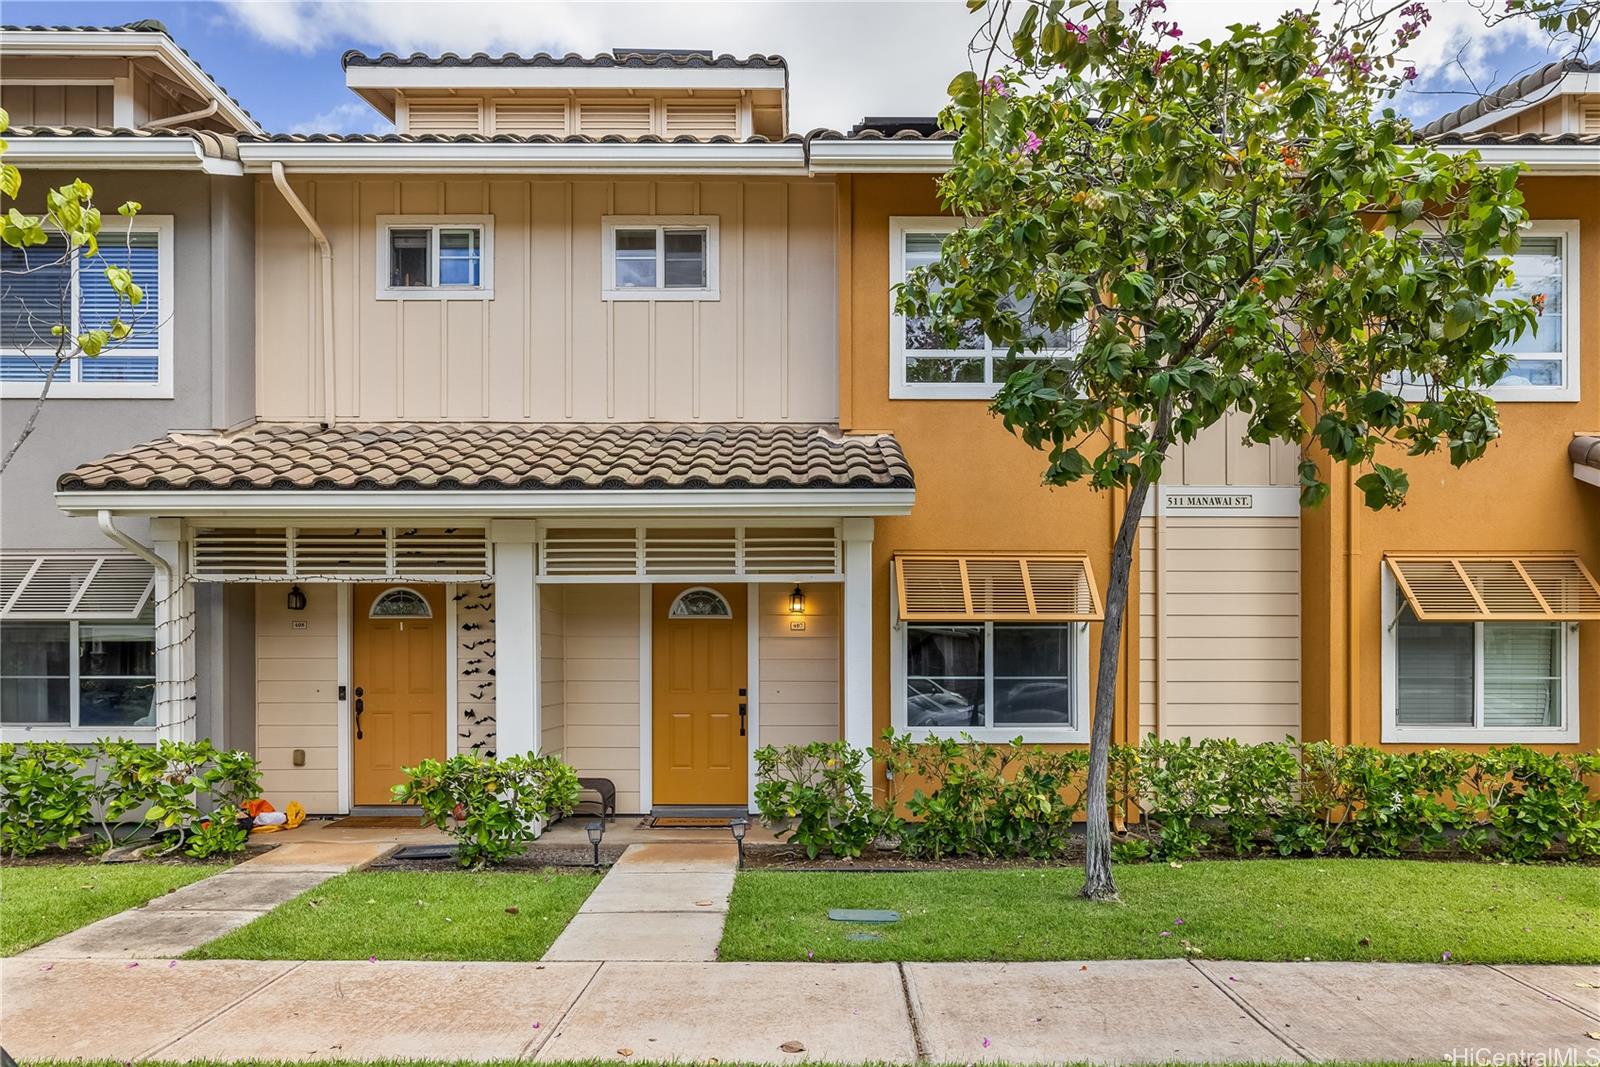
<box><xmin>754</xmin><ymin>733</ymin><xmax>1600</xmax><ymax>862</ymax></box>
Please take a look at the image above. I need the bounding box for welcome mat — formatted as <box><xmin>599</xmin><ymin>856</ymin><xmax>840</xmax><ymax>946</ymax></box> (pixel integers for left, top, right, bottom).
<box><xmin>332</xmin><ymin>816</ymin><xmax>420</xmax><ymax>828</ymax></box>
<box><xmin>648</xmin><ymin>816</ymin><xmax>737</xmax><ymax>828</ymax></box>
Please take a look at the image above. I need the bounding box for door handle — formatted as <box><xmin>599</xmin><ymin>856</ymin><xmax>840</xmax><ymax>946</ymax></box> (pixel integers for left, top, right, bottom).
<box><xmin>738</xmin><ymin>702</ymin><xmax>747</xmax><ymax>737</ymax></box>
<box><xmin>354</xmin><ymin>686</ymin><xmax>365</xmax><ymax>740</ymax></box>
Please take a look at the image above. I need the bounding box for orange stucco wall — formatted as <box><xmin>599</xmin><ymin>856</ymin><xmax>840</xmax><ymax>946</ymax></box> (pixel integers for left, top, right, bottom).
<box><xmin>846</xmin><ymin>171</ymin><xmax>1599</xmax><ymax>759</ymax></box>
<box><xmin>840</xmin><ymin>175</ymin><xmax>1141</xmax><ymax>771</ymax></box>
<box><xmin>1303</xmin><ymin>175</ymin><xmax>1600</xmax><ymax>752</ymax></box>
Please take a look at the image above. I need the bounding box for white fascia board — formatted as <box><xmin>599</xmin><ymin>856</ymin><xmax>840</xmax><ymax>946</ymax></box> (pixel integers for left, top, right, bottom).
<box><xmin>1451</xmin><ymin>72</ymin><xmax>1600</xmax><ymax>135</ymax></box>
<box><xmin>2</xmin><ymin>31</ymin><xmax>263</xmax><ymax>135</ymax></box>
<box><xmin>1433</xmin><ymin>142</ymin><xmax>1600</xmax><ymax>174</ymax></box>
<box><xmin>1</xmin><ymin>134</ymin><xmax>243</xmax><ymax>175</ymax></box>
<box><xmin>55</xmin><ymin>488</ymin><xmax>917</xmax><ymax>519</ymax></box>
<box><xmin>238</xmin><ymin>141</ymin><xmax>807</xmax><ymax>175</ymax></box>
<box><xmin>807</xmin><ymin>139</ymin><xmax>954</xmax><ymax>173</ymax></box>
<box><xmin>344</xmin><ymin>65</ymin><xmax>786</xmax><ymax>92</ymax></box>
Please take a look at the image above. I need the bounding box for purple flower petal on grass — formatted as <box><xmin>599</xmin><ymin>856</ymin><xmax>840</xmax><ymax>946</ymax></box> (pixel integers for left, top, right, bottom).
<box><xmin>982</xmin><ymin>1038</ymin><xmax>991</xmax><ymax>1049</ymax></box>
<box><xmin>1159</xmin><ymin>930</ymin><xmax>1171</xmax><ymax>938</ymax></box>
<box><xmin>368</xmin><ymin>955</ymin><xmax>378</xmax><ymax>963</ymax></box>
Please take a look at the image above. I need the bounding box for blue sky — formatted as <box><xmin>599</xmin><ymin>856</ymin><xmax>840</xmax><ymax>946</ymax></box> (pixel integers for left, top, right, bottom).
<box><xmin>4</xmin><ymin>1</ymin><xmax>1576</xmax><ymax>135</ymax></box>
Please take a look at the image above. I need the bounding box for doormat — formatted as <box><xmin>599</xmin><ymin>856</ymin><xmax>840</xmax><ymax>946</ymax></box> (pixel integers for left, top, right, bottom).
<box><xmin>331</xmin><ymin>816</ymin><xmax>420</xmax><ymax>828</ymax></box>
<box><xmin>648</xmin><ymin>816</ymin><xmax>736</xmax><ymax>828</ymax></box>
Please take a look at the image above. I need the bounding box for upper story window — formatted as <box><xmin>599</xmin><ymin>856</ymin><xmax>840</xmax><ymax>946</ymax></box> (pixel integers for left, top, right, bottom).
<box><xmin>1488</xmin><ymin>220</ymin><xmax>1578</xmax><ymax>401</ymax></box>
<box><xmin>601</xmin><ymin>216</ymin><xmax>720</xmax><ymax>301</ymax></box>
<box><xmin>890</xmin><ymin>217</ymin><xmax>1083</xmax><ymax>401</ymax></box>
<box><xmin>376</xmin><ymin>216</ymin><xmax>494</xmax><ymax>300</ymax></box>
<box><xmin>0</xmin><ymin>215</ymin><xmax>174</xmax><ymax>399</ymax></box>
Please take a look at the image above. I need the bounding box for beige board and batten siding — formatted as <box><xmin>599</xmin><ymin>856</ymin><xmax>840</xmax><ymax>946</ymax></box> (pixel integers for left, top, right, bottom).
<box><xmin>757</xmin><ymin>583</ymin><xmax>840</xmax><ymax>749</ymax></box>
<box><xmin>560</xmin><ymin>584</ymin><xmax>641</xmax><ymax>812</ymax></box>
<box><xmin>1138</xmin><ymin>420</ymin><xmax>1302</xmax><ymax>742</ymax></box>
<box><xmin>540</xmin><ymin>585</ymin><xmax>566</xmax><ymax>756</ymax></box>
<box><xmin>0</xmin><ymin>83</ymin><xmax>114</xmax><ymax>126</ymax></box>
<box><xmin>254</xmin><ymin>585</ymin><xmax>340</xmax><ymax>813</ymax></box>
<box><xmin>255</xmin><ymin>177</ymin><xmax>837</xmax><ymax>424</ymax></box>
<box><xmin>1480</xmin><ymin>94</ymin><xmax>1600</xmax><ymax>136</ymax></box>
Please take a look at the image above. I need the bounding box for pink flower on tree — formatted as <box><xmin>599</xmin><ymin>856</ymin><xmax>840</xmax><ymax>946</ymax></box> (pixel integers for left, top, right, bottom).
<box><xmin>1153</xmin><ymin>49</ymin><xmax>1175</xmax><ymax>73</ymax></box>
<box><xmin>1021</xmin><ymin>130</ymin><xmax>1043</xmax><ymax>156</ymax></box>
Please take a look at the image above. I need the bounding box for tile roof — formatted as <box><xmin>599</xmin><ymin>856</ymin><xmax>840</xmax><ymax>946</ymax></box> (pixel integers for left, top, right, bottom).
<box><xmin>341</xmin><ymin>49</ymin><xmax>786</xmax><ymax>71</ymax></box>
<box><xmin>239</xmin><ymin>130</ymin><xmax>803</xmax><ymax>145</ymax></box>
<box><xmin>1428</xmin><ymin>131</ymin><xmax>1600</xmax><ymax>146</ymax></box>
<box><xmin>0</xmin><ymin>21</ymin><xmax>259</xmax><ymax>132</ymax></box>
<box><xmin>6</xmin><ymin>124</ymin><xmax>241</xmax><ymax>158</ymax></box>
<box><xmin>1572</xmin><ymin>436</ymin><xmax>1600</xmax><ymax>472</ymax></box>
<box><xmin>1419</xmin><ymin>58</ymin><xmax>1600</xmax><ymax>137</ymax></box>
<box><xmin>57</xmin><ymin>423</ymin><xmax>915</xmax><ymax>493</ymax></box>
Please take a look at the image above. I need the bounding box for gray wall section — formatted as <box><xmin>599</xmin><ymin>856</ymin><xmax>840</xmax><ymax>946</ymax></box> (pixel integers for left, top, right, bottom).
<box><xmin>0</xmin><ymin>168</ymin><xmax>255</xmax><ymax>551</ymax></box>
<box><xmin>2</xmin><ymin>166</ymin><xmax>255</xmax><ymax>750</ymax></box>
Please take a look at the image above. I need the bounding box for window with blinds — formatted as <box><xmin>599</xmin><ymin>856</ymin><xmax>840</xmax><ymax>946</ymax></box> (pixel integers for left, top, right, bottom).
<box><xmin>0</xmin><ymin>221</ymin><xmax>169</xmax><ymax>394</ymax></box>
<box><xmin>1387</xmin><ymin>557</ymin><xmax>1579</xmax><ymax>740</ymax></box>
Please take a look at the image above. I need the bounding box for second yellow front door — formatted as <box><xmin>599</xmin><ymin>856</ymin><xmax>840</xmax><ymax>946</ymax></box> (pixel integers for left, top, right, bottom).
<box><xmin>652</xmin><ymin>584</ymin><xmax>747</xmax><ymax>806</ymax></box>
<box><xmin>352</xmin><ymin>584</ymin><xmax>447</xmax><ymax>806</ymax></box>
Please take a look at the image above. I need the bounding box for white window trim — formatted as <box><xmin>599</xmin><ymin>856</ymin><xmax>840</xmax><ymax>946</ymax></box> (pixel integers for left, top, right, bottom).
<box><xmin>1487</xmin><ymin>218</ymin><xmax>1580</xmax><ymax>403</ymax></box>
<box><xmin>888</xmin><ymin>567</ymin><xmax>1091</xmax><ymax>744</ymax></box>
<box><xmin>601</xmin><ymin>215</ymin><xmax>720</xmax><ymax>301</ymax></box>
<box><xmin>0</xmin><ymin>617</ymin><xmax>158</xmax><ymax>742</ymax></box>
<box><xmin>1388</xmin><ymin>218</ymin><xmax>1581</xmax><ymax>404</ymax></box>
<box><xmin>888</xmin><ymin>216</ymin><xmax>1084</xmax><ymax>401</ymax></box>
<box><xmin>375</xmin><ymin>215</ymin><xmax>495</xmax><ymax>300</ymax></box>
<box><xmin>1</xmin><ymin>214</ymin><xmax>175</xmax><ymax>400</ymax></box>
<box><xmin>1380</xmin><ymin>570</ymin><xmax>1580</xmax><ymax>744</ymax></box>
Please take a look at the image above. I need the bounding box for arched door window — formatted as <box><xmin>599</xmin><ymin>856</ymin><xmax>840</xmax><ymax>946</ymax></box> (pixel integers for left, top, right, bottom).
<box><xmin>368</xmin><ymin>587</ymin><xmax>433</xmax><ymax>619</ymax></box>
<box><xmin>668</xmin><ymin>587</ymin><xmax>732</xmax><ymax>619</ymax></box>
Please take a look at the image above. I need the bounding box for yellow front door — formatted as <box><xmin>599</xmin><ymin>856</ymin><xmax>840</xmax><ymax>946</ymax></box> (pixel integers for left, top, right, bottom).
<box><xmin>652</xmin><ymin>584</ymin><xmax>747</xmax><ymax>806</ymax></box>
<box><xmin>352</xmin><ymin>584</ymin><xmax>447</xmax><ymax>806</ymax></box>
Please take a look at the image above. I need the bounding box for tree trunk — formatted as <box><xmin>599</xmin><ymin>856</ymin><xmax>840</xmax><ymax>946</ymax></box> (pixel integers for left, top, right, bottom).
<box><xmin>1080</xmin><ymin>472</ymin><xmax>1156</xmax><ymax>901</ymax></box>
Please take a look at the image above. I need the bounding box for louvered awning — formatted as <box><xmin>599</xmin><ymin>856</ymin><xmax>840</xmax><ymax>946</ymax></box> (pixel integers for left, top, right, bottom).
<box><xmin>0</xmin><ymin>554</ymin><xmax>156</xmax><ymax>619</ymax></box>
<box><xmin>894</xmin><ymin>553</ymin><xmax>1103</xmax><ymax>622</ymax></box>
<box><xmin>1386</xmin><ymin>554</ymin><xmax>1600</xmax><ymax>622</ymax></box>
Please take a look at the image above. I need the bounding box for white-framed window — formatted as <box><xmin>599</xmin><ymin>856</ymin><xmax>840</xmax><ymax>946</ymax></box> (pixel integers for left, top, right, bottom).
<box><xmin>891</xmin><ymin>618</ymin><xmax>1090</xmax><ymax>743</ymax></box>
<box><xmin>601</xmin><ymin>216</ymin><xmax>720</xmax><ymax>301</ymax></box>
<box><xmin>0</xmin><ymin>214</ymin><xmax>174</xmax><ymax>399</ymax></box>
<box><xmin>890</xmin><ymin>216</ymin><xmax>1084</xmax><ymax>401</ymax></box>
<box><xmin>0</xmin><ymin>608</ymin><xmax>158</xmax><ymax>739</ymax></box>
<box><xmin>375</xmin><ymin>215</ymin><xmax>494</xmax><ymax>300</ymax></box>
<box><xmin>1381</xmin><ymin>571</ymin><xmax>1579</xmax><ymax>744</ymax></box>
<box><xmin>1486</xmin><ymin>219</ymin><xmax>1579</xmax><ymax>402</ymax></box>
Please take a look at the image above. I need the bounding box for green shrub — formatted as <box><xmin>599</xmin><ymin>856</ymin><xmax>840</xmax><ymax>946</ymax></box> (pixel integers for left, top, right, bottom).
<box><xmin>884</xmin><ymin>732</ymin><xmax>1089</xmax><ymax>859</ymax></box>
<box><xmin>0</xmin><ymin>741</ymin><xmax>94</xmax><ymax>857</ymax></box>
<box><xmin>753</xmin><ymin>740</ymin><xmax>891</xmax><ymax>859</ymax></box>
<box><xmin>0</xmin><ymin>739</ymin><xmax>261</xmax><ymax>859</ymax></box>
<box><xmin>394</xmin><ymin>752</ymin><xmax>580</xmax><ymax>869</ymax></box>
<box><xmin>92</xmin><ymin>739</ymin><xmax>262</xmax><ymax>858</ymax></box>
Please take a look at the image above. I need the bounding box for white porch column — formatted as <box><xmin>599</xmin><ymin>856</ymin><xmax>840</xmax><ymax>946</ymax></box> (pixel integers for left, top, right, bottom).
<box><xmin>489</xmin><ymin>519</ymin><xmax>540</xmax><ymax>756</ymax></box>
<box><xmin>148</xmin><ymin>518</ymin><xmax>196</xmax><ymax>742</ymax></box>
<box><xmin>841</xmin><ymin>518</ymin><xmax>876</xmax><ymax>774</ymax></box>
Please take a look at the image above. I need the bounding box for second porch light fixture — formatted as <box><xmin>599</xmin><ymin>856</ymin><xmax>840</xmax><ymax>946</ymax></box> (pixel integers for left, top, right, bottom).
<box><xmin>286</xmin><ymin>585</ymin><xmax>307</xmax><ymax>611</ymax></box>
<box><xmin>788</xmin><ymin>585</ymin><xmax>806</xmax><ymax>614</ymax></box>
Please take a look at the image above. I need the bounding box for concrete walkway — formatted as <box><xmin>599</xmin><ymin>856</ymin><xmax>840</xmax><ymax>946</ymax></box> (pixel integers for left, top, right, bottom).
<box><xmin>2</xmin><ymin>957</ymin><xmax>1595</xmax><ymax>1063</ymax></box>
<box><xmin>542</xmin><ymin>842</ymin><xmax>737</xmax><ymax>962</ymax></box>
<box><xmin>19</xmin><ymin>839</ymin><xmax>396</xmax><ymax>959</ymax></box>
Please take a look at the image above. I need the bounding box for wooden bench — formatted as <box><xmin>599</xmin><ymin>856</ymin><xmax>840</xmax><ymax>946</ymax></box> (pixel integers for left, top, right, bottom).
<box><xmin>576</xmin><ymin>777</ymin><xmax>617</xmax><ymax>821</ymax></box>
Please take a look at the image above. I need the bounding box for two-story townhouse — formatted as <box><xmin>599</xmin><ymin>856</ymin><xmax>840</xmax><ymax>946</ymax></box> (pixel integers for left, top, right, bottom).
<box><xmin>8</xmin><ymin>30</ymin><xmax>1597</xmax><ymax>819</ymax></box>
<box><xmin>1</xmin><ymin>22</ymin><xmax>259</xmax><ymax>754</ymax></box>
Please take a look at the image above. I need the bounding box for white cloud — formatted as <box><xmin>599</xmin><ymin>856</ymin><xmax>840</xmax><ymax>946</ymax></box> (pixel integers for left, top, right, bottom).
<box><xmin>221</xmin><ymin>0</ymin><xmax>1566</xmax><ymax>133</ymax></box>
<box><xmin>288</xmin><ymin>100</ymin><xmax>395</xmax><ymax>136</ymax></box>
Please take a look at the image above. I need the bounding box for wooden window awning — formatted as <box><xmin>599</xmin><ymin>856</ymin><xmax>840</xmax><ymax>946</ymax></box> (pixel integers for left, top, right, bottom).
<box><xmin>1386</xmin><ymin>554</ymin><xmax>1600</xmax><ymax>622</ymax></box>
<box><xmin>895</xmin><ymin>553</ymin><xmax>1103</xmax><ymax>622</ymax></box>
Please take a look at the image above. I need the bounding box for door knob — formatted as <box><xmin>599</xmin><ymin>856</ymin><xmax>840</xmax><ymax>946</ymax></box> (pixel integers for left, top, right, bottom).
<box><xmin>354</xmin><ymin>686</ymin><xmax>365</xmax><ymax>740</ymax></box>
<box><xmin>738</xmin><ymin>702</ymin><xmax>747</xmax><ymax>737</ymax></box>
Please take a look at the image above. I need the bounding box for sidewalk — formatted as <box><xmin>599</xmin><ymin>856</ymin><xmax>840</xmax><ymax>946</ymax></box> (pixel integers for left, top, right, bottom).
<box><xmin>4</xmin><ymin>956</ymin><xmax>1596</xmax><ymax>1063</ymax></box>
<box><xmin>543</xmin><ymin>842</ymin><xmax>737</xmax><ymax>962</ymax></box>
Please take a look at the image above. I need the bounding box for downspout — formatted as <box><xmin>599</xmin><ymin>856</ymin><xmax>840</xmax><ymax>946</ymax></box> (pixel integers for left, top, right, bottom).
<box><xmin>98</xmin><ymin>510</ymin><xmax>174</xmax><ymax>733</ymax></box>
<box><xmin>143</xmin><ymin>98</ymin><xmax>220</xmax><ymax>130</ymax></box>
<box><xmin>270</xmin><ymin>161</ymin><xmax>336</xmax><ymax>426</ymax></box>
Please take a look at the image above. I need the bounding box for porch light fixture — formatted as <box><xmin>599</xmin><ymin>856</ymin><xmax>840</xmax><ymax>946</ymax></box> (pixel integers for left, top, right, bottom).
<box><xmin>729</xmin><ymin>816</ymin><xmax>748</xmax><ymax>868</ymax></box>
<box><xmin>286</xmin><ymin>585</ymin><xmax>307</xmax><ymax>612</ymax></box>
<box><xmin>788</xmin><ymin>585</ymin><xmax>806</xmax><ymax>615</ymax></box>
<box><xmin>586</xmin><ymin>820</ymin><xmax>604</xmax><ymax>868</ymax></box>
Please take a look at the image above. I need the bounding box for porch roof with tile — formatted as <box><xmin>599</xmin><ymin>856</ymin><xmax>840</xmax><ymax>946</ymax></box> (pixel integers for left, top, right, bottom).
<box><xmin>56</xmin><ymin>422</ymin><xmax>914</xmax><ymax>493</ymax></box>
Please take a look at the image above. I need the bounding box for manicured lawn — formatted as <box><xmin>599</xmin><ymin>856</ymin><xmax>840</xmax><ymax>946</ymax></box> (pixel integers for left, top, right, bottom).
<box><xmin>1</xmin><ymin>863</ymin><xmax>225</xmax><ymax>956</ymax></box>
<box><xmin>720</xmin><ymin>859</ymin><xmax>1600</xmax><ymax>964</ymax></box>
<box><xmin>185</xmin><ymin>869</ymin><xmax>599</xmax><ymax>962</ymax></box>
